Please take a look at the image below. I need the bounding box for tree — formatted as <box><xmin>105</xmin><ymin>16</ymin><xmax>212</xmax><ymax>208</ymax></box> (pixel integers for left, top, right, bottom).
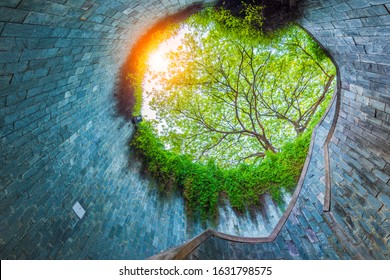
<box><xmin>145</xmin><ymin>6</ymin><xmax>336</xmax><ymax>166</ymax></box>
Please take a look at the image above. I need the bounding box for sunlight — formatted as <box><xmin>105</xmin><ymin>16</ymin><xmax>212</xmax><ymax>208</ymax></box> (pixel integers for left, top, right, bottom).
<box><xmin>148</xmin><ymin>49</ymin><xmax>169</xmax><ymax>72</ymax></box>
<box><xmin>143</xmin><ymin>27</ymin><xmax>188</xmax><ymax>121</ymax></box>
<box><xmin>146</xmin><ymin>26</ymin><xmax>188</xmax><ymax>74</ymax></box>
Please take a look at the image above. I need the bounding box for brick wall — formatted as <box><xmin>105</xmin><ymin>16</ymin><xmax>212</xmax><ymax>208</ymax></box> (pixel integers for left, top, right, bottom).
<box><xmin>188</xmin><ymin>0</ymin><xmax>390</xmax><ymax>259</ymax></box>
<box><xmin>0</xmin><ymin>0</ymin><xmax>214</xmax><ymax>259</ymax></box>
<box><xmin>303</xmin><ymin>0</ymin><xmax>390</xmax><ymax>258</ymax></box>
<box><xmin>1</xmin><ymin>0</ymin><xmax>389</xmax><ymax>259</ymax></box>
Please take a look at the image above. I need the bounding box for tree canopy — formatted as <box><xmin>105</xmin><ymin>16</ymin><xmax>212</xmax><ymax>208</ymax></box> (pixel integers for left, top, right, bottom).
<box><xmin>130</xmin><ymin>5</ymin><xmax>336</xmax><ymax>217</ymax></box>
<box><xmin>144</xmin><ymin>6</ymin><xmax>336</xmax><ymax>167</ymax></box>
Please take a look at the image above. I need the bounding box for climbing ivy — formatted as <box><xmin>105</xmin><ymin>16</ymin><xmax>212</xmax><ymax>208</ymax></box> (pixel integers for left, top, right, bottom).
<box><xmin>130</xmin><ymin>117</ymin><xmax>320</xmax><ymax>218</ymax></box>
<box><xmin>129</xmin><ymin>4</ymin><xmax>335</xmax><ymax>219</ymax></box>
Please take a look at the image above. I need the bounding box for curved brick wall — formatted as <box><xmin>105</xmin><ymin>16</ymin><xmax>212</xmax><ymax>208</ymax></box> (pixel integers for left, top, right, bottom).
<box><xmin>1</xmin><ymin>0</ymin><xmax>389</xmax><ymax>259</ymax></box>
<box><xmin>186</xmin><ymin>0</ymin><xmax>390</xmax><ymax>259</ymax></box>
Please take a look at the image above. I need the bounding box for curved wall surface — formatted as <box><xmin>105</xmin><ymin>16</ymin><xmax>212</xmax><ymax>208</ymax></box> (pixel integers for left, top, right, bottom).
<box><xmin>0</xmin><ymin>0</ymin><xmax>389</xmax><ymax>259</ymax></box>
<box><xmin>186</xmin><ymin>0</ymin><xmax>390</xmax><ymax>259</ymax></box>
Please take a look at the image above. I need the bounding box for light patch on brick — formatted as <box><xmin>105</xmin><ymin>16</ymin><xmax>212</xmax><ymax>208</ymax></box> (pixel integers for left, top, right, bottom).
<box><xmin>72</xmin><ymin>201</ymin><xmax>86</xmax><ymax>219</ymax></box>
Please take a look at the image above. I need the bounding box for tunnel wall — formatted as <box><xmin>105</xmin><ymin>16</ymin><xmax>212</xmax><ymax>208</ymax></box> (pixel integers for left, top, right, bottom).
<box><xmin>1</xmin><ymin>0</ymin><xmax>389</xmax><ymax>259</ymax></box>
<box><xmin>186</xmin><ymin>0</ymin><xmax>390</xmax><ymax>259</ymax></box>
<box><xmin>0</xmin><ymin>0</ymin><xmax>214</xmax><ymax>259</ymax></box>
<box><xmin>304</xmin><ymin>0</ymin><xmax>390</xmax><ymax>258</ymax></box>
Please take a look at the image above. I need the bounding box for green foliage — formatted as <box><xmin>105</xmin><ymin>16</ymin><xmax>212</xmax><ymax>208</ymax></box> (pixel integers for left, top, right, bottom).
<box><xmin>131</xmin><ymin>119</ymin><xmax>313</xmax><ymax>217</ymax></box>
<box><xmin>130</xmin><ymin>5</ymin><xmax>336</xmax><ymax>219</ymax></box>
<box><xmin>130</xmin><ymin>121</ymin><xmax>221</xmax><ymax>218</ymax></box>
<box><xmin>146</xmin><ymin>14</ymin><xmax>335</xmax><ymax>166</ymax></box>
<box><xmin>127</xmin><ymin>73</ymin><xmax>143</xmax><ymax>116</ymax></box>
<box><xmin>198</xmin><ymin>2</ymin><xmax>264</xmax><ymax>41</ymax></box>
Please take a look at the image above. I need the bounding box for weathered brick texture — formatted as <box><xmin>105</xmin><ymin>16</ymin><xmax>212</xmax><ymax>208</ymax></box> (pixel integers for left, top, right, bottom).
<box><xmin>189</xmin><ymin>0</ymin><xmax>390</xmax><ymax>259</ymax></box>
<box><xmin>1</xmin><ymin>0</ymin><xmax>389</xmax><ymax>259</ymax></box>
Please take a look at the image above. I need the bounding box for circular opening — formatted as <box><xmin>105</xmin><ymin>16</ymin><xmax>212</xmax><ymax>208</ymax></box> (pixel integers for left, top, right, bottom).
<box><xmin>128</xmin><ymin>4</ymin><xmax>336</xmax><ymax>237</ymax></box>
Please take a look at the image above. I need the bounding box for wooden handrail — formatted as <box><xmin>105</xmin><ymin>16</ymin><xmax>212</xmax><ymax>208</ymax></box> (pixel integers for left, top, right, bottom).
<box><xmin>148</xmin><ymin>84</ymin><xmax>340</xmax><ymax>259</ymax></box>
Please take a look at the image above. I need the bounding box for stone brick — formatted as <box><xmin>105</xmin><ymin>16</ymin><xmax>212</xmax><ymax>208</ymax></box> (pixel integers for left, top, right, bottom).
<box><xmin>378</xmin><ymin>193</ymin><xmax>390</xmax><ymax>208</ymax></box>
<box><xmin>0</xmin><ymin>0</ymin><xmax>22</xmax><ymax>8</ymax></box>
<box><xmin>0</xmin><ymin>50</ymin><xmax>21</xmax><ymax>63</ymax></box>
<box><xmin>5</xmin><ymin>90</ymin><xmax>26</xmax><ymax>105</ymax></box>
<box><xmin>346</xmin><ymin>0</ymin><xmax>371</xmax><ymax>9</ymax></box>
<box><xmin>1</xmin><ymin>0</ymin><xmax>390</xmax><ymax>261</ymax></box>
<box><xmin>286</xmin><ymin>240</ymin><xmax>300</xmax><ymax>257</ymax></box>
<box><xmin>0</xmin><ymin>7</ymin><xmax>29</xmax><ymax>23</ymax></box>
<box><xmin>23</xmin><ymin>11</ymin><xmax>59</xmax><ymax>26</ymax></box>
<box><xmin>310</xmin><ymin>209</ymin><xmax>325</xmax><ymax>224</ymax></box>
<box><xmin>18</xmin><ymin>0</ymin><xmax>50</xmax><ymax>12</ymax></box>
<box><xmin>343</xmin><ymin>90</ymin><xmax>357</xmax><ymax>101</ymax></box>
<box><xmin>2</xmin><ymin>23</ymin><xmax>53</xmax><ymax>38</ymax></box>
<box><xmin>45</xmin><ymin>2</ymin><xmax>70</xmax><ymax>16</ymax></box>
<box><xmin>345</xmin><ymin>18</ymin><xmax>363</xmax><ymax>27</ymax></box>
<box><xmin>361</xmin><ymin>16</ymin><xmax>385</xmax><ymax>27</ymax></box>
<box><xmin>368</xmin><ymin>0</ymin><xmax>390</xmax><ymax>5</ymax></box>
<box><xmin>305</xmin><ymin>228</ymin><xmax>319</xmax><ymax>243</ymax></box>
<box><xmin>331</xmin><ymin>20</ymin><xmax>348</xmax><ymax>28</ymax></box>
<box><xmin>373</xmin><ymin>169</ymin><xmax>390</xmax><ymax>184</ymax></box>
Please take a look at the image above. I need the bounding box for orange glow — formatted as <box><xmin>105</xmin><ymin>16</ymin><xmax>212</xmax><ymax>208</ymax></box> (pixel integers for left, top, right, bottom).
<box><xmin>146</xmin><ymin>28</ymin><xmax>185</xmax><ymax>74</ymax></box>
<box><xmin>143</xmin><ymin>28</ymin><xmax>187</xmax><ymax>121</ymax></box>
<box><xmin>148</xmin><ymin>49</ymin><xmax>169</xmax><ymax>73</ymax></box>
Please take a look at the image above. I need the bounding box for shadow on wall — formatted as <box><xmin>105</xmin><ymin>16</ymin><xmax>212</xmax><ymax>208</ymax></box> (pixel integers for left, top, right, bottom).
<box><xmin>113</xmin><ymin>4</ymin><xmax>204</xmax><ymax>121</ymax></box>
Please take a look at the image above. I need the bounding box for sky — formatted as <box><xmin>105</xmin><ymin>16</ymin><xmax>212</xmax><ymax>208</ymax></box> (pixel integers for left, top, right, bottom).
<box><xmin>142</xmin><ymin>27</ymin><xmax>187</xmax><ymax>121</ymax></box>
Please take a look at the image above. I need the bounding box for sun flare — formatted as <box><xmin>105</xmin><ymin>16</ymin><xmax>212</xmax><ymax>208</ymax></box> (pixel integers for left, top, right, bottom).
<box><xmin>143</xmin><ymin>28</ymin><xmax>187</xmax><ymax>120</ymax></box>
<box><xmin>148</xmin><ymin>50</ymin><xmax>169</xmax><ymax>73</ymax></box>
